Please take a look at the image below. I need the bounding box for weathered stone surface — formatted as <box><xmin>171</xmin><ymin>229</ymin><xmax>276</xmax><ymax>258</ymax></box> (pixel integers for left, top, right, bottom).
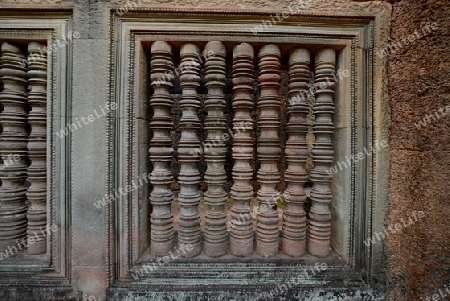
<box><xmin>386</xmin><ymin>2</ymin><xmax>450</xmax><ymax>300</ymax></box>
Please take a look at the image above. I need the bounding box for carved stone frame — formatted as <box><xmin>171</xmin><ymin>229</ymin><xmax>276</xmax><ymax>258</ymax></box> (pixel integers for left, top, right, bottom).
<box><xmin>0</xmin><ymin>11</ymin><xmax>73</xmax><ymax>286</ymax></box>
<box><xmin>108</xmin><ymin>8</ymin><xmax>390</xmax><ymax>299</ymax></box>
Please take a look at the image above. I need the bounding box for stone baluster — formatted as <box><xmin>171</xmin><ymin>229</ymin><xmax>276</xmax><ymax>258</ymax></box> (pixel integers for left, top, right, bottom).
<box><xmin>177</xmin><ymin>43</ymin><xmax>201</xmax><ymax>258</ymax></box>
<box><xmin>229</xmin><ymin>43</ymin><xmax>254</xmax><ymax>257</ymax></box>
<box><xmin>281</xmin><ymin>49</ymin><xmax>310</xmax><ymax>257</ymax></box>
<box><xmin>149</xmin><ymin>41</ymin><xmax>175</xmax><ymax>256</ymax></box>
<box><xmin>0</xmin><ymin>42</ymin><xmax>29</xmax><ymax>253</ymax></box>
<box><xmin>256</xmin><ymin>44</ymin><xmax>281</xmax><ymax>257</ymax></box>
<box><xmin>308</xmin><ymin>49</ymin><xmax>336</xmax><ymax>257</ymax></box>
<box><xmin>203</xmin><ymin>41</ymin><xmax>228</xmax><ymax>257</ymax></box>
<box><xmin>26</xmin><ymin>42</ymin><xmax>48</xmax><ymax>255</ymax></box>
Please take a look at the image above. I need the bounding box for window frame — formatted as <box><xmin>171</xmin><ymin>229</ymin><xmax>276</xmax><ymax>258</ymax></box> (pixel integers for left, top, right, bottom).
<box><xmin>0</xmin><ymin>11</ymin><xmax>73</xmax><ymax>284</ymax></box>
<box><xmin>108</xmin><ymin>9</ymin><xmax>390</xmax><ymax>298</ymax></box>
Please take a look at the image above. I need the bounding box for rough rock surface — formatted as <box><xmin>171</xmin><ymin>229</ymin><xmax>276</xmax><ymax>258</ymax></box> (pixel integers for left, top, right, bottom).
<box><xmin>382</xmin><ymin>0</ymin><xmax>450</xmax><ymax>300</ymax></box>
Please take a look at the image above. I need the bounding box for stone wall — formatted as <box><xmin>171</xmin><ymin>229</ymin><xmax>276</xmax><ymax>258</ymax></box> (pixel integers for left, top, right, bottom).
<box><xmin>0</xmin><ymin>0</ymin><xmax>448</xmax><ymax>300</ymax></box>
<box><xmin>385</xmin><ymin>0</ymin><xmax>450</xmax><ymax>300</ymax></box>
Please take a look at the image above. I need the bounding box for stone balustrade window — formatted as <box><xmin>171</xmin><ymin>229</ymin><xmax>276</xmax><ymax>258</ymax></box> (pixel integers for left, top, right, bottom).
<box><xmin>0</xmin><ymin>15</ymin><xmax>72</xmax><ymax>284</ymax></box>
<box><xmin>0</xmin><ymin>41</ymin><xmax>49</xmax><ymax>257</ymax></box>
<box><xmin>110</xmin><ymin>10</ymin><xmax>388</xmax><ymax>295</ymax></box>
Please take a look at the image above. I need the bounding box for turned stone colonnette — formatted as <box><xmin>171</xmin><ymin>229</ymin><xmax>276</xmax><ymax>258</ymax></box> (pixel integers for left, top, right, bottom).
<box><xmin>308</xmin><ymin>49</ymin><xmax>336</xmax><ymax>257</ymax></box>
<box><xmin>281</xmin><ymin>48</ymin><xmax>310</xmax><ymax>257</ymax></box>
<box><xmin>149</xmin><ymin>41</ymin><xmax>176</xmax><ymax>256</ymax></box>
<box><xmin>229</xmin><ymin>43</ymin><xmax>255</xmax><ymax>257</ymax></box>
<box><xmin>203</xmin><ymin>41</ymin><xmax>228</xmax><ymax>257</ymax></box>
<box><xmin>255</xmin><ymin>44</ymin><xmax>281</xmax><ymax>257</ymax></box>
<box><xmin>177</xmin><ymin>43</ymin><xmax>202</xmax><ymax>258</ymax></box>
<box><xmin>26</xmin><ymin>42</ymin><xmax>48</xmax><ymax>255</ymax></box>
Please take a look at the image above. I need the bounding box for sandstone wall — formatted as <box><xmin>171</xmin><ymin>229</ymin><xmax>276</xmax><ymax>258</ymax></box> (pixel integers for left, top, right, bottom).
<box><xmin>0</xmin><ymin>0</ymin><xmax>448</xmax><ymax>300</ymax></box>
<box><xmin>384</xmin><ymin>0</ymin><xmax>450</xmax><ymax>300</ymax></box>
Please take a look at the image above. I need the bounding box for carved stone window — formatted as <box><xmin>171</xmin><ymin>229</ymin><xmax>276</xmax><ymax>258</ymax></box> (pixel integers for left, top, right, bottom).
<box><xmin>0</xmin><ymin>40</ymin><xmax>48</xmax><ymax>256</ymax></box>
<box><xmin>109</xmin><ymin>9</ymin><xmax>389</xmax><ymax>298</ymax></box>
<box><xmin>0</xmin><ymin>13</ymin><xmax>72</xmax><ymax>285</ymax></box>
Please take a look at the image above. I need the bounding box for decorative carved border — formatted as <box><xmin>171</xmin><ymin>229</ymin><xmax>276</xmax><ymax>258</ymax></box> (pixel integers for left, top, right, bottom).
<box><xmin>108</xmin><ymin>8</ymin><xmax>390</xmax><ymax>297</ymax></box>
<box><xmin>0</xmin><ymin>11</ymin><xmax>73</xmax><ymax>285</ymax></box>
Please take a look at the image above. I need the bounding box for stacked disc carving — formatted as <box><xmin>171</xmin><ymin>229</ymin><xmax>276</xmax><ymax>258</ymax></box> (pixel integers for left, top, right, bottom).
<box><xmin>177</xmin><ymin>43</ymin><xmax>202</xmax><ymax>258</ymax></box>
<box><xmin>229</xmin><ymin>43</ymin><xmax>255</xmax><ymax>257</ymax></box>
<box><xmin>281</xmin><ymin>49</ymin><xmax>310</xmax><ymax>257</ymax></box>
<box><xmin>149</xmin><ymin>41</ymin><xmax>175</xmax><ymax>256</ymax></box>
<box><xmin>256</xmin><ymin>44</ymin><xmax>281</xmax><ymax>257</ymax></box>
<box><xmin>0</xmin><ymin>42</ymin><xmax>29</xmax><ymax>253</ymax></box>
<box><xmin>26</xmin><ymin>42</ymin><xmax>48</xmax><ymax>255</ymax></box>
<box><xmin>308</xmin><ymin>49</ymin><xmax>336</xmax><ymax>257</ymax></box>
<box><xmin>203</xmin><ymin>41</ymin><xmax>228</xmax><ymax>257</ymax></box>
